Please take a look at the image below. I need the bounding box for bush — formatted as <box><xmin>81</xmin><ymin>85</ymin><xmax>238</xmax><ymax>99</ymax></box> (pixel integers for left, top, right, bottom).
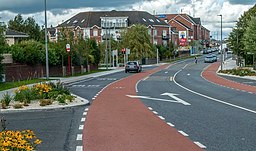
<box><xmin>13</xmin><ymin>103</ymin><xmax>23</xmax><ymax>109</ymax></box>
<box><xmin>219</xmin><ymin>68</ymin><xmax>256</xmax><ymax>76</ymax></box>
<box><xmin>1</xmin><ymin>92</ymin><xmax>12</xmax><ymax>109</ymax></box>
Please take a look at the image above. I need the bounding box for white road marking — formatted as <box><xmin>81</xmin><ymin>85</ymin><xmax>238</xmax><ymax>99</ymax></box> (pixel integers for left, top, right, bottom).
<box><xmin>170</xmin><ymin>77</ymin><xmax>173</xmax><ymax>81</ymax></box>
<box><xmin>194</xmin><ymin>142</ymin><xmax>207</xmax><ymax>149</ymax></box>
<box><xmin>81</xmin><ymin>118</ymin><xmax>86</xmax><ymax>122</ymax></box>
<box><xmin>85</xmin><ymin>108</ymin><xmax>89</xmax><ymax>111</ymax></box>
<box><xmin>158</xmin><ymin>116</ymin><xmax>165</xmax><ymax>120</ymax></box>
<box><xmin>165</xmin><ymin>71</ymin><xmax>168</xmax><ymax>74</ymax></box>
<box><xmin>187</xmin><ymin>73</ymin><xmax>190</xmax><ymax>76</ymax></box>
<box><xmin>79</xmin><ymin>125</ymin><xmax>84</xmax><ymax>130</ymax></box>
<box><xmin>127</xmin><ymin>95</ymin><xmax>181</xmax><ymax>104</ymax></box>
<box><xmin>174</xmin><ymin>68</ymin><xmax>256</xmax><ymax>114</ymax></box>
<box><xmin>153</xmin><ymin>111</ymin><xmax>158</xmax><ymax>114</ymax></box>
<box><xmin>76</xmin><ymin>146</ymin><xmax>83</xmax><ymax>151</ymax></box>
<box><xmin>148</xmin><ymin>107</ymin><xmax>153</xmax><ymax>110</ymax></box>
<box><xmin>76</xmin><ymin>134</ymin><xmax>82</xmax><ymax>140</ymax></box>
<box><xmin>178</xmin><ymin>130</ymin><xmax>189</xmax><ymax>137</ymax></box>
<box><xmin>83</xmin><ymin>112</ymin><xmax>87</xmax><ymax>115</ymax></box>
<box><xmin>143</xmin><ymin>77</ymin><xmax>149</xmax><ymax>81</ymax></box>
<box><xmin>161</xmin><ymin>93</ymin><xmax>191</xmax><ymax>105</ymax></box>
<box><xmin>167</xmin><ymin>122</ymin><xmax>175</xmax><ymax>127</ymax></box>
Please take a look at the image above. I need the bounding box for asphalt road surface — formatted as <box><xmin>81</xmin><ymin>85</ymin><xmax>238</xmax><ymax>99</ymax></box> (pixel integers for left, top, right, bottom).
<box><xmin>137</xmin><ymin>58</ymin><xmax>256</xmax><ymax>151</ymax></box>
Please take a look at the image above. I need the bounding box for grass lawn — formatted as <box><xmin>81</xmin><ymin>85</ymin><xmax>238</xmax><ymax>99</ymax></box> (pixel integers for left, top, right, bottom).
<box><xmin>0</xmin><ymin>79</ymin><xmax>48</xmax><ymax>91</ymax></box>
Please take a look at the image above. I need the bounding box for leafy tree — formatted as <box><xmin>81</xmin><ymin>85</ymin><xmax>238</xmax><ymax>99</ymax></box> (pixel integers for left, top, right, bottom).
<box><xmin>121</xmin><ymin>24</ymin><xmax>152</xmax><ymax>60</ymax></box>
<box><xmin>243</xmin><ymin>16</ymin><xmax>256</xmax><ymax>69</ymax></box>
<box><xmin>8</xmin><ymin>14</ymin><xmax>42</xmax><ymax>41</ymax></box>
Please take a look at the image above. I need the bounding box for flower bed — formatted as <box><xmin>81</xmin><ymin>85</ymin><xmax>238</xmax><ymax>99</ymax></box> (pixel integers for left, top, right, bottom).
<box><xmin>1</xmin><ymin>81</ymin><xmax>76</xmax><ymax>110</ymax></box>
<box><xmin>219</xmin><ymin>68</ymin><xmax>256</xmax><ymax>76</ymax></box>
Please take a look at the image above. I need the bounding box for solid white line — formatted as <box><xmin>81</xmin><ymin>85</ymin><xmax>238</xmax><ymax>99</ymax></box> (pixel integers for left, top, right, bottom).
<box><xmin>194</xmin><ymin>142</ymin><xmax>207</xmax><ymax>149</ymax></box>
<box><xmin>76</xmin><ymin>134</ymin><xmax>82</xmax><ymax>140</ymax></box>
<box><xmin>83</xmin><ymin>112</ymin><xmax>87</xmax><ymax>115</ymax></box>
<box><xmin>76</xmin><ymin>146</ymin><xmax>83</xmax><ymax>151</ymax></box>
<box><xmin>173</xmin><ymin>69</ymin><xmax>256</xmax><ymax>114</ymax></box>
<box><xmin>81</xmin><ymin>118</ymin><xmax>86</xmax><ymax>122</ymax></box>
<box><xmin>158</xmin><ymin>116</ymin><xmax>165</xmax><ymax>120</ymax></box>
<box><xmin>178</xmin><ymin>130</ymin><xmax>189</xmax><ymax>137</ymax></box>
<box><xmin>153</xmin><ymin>111</ymin><xmax>158</xmax><ymax>114</ymax></box>
<box><xmin>167</xmin><ymin>122</ymin><xmax>175</xmax><ymax>127</ymax></box>
<box><xmin>79</xmin><ymin>125</ymin><xmax>84</xmax><ymax>130</ymax></box>
<box><xmin>135</xmin><ymin>79</ymin><xmax>142</xmax><ymax>93</ymax></box>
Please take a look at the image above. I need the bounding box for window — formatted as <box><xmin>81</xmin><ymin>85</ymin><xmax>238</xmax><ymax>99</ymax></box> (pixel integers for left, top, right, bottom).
<box><xmin>93</xmin><ymin>30</ymin><xmax>98</xmax><ymax>36</ymax></box>
<box><xmin>142</xmin><ymin>18</ymin><xmax>147</xmax><ymax>22</ymax></box>
<box><xmin>154</xmin><ymin>29</ymin><xmax>157</xmax><ymax>36</ymax></box>
<box><xmin>81</xmin><ymin>19</ymin><xmax>85</xmax><ymax>23</ymax></box>
<box><xmin>162</xmin><ymin>30</ymin><xmax>167</xmax><ymax>36</ymax></box>
<box><xmin>156</xmin><ymin>19</ymin><xmax>160</xmax><ymax>23</ymax></box>
<box><xmin>149</xmin><ymin>19</ymin><xmax>154</xmax><ymax>22</ymax></box>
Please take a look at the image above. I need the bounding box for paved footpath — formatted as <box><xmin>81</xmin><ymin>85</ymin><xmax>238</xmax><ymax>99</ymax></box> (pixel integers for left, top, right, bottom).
<box><xmin>202</xmin><ymin>62</ymin><xmax>256</xmax><ymax>94</ymax></box>
<box><xmin>83</xmin><ymin>64</ymin><xmax>202</xmax><ymax>151</ymax></box>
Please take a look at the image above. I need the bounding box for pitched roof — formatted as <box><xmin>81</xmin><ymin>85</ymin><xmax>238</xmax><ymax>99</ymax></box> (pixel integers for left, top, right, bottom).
<box><xmin>5</xmin><ymin>29</ymin><xmax>29</xmax><ymax>38</ymax></box>
<box><xmin>58</xmin><ymin>10</ymin><xmax>169</xmax><ymax>28</ymax></box>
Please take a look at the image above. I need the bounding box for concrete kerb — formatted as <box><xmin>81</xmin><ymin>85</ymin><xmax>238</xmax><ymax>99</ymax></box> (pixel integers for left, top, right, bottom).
<box><xmin>216</xmin><ymin>58</ymin><xmax>256</xmax><ymax>81</ymax></box>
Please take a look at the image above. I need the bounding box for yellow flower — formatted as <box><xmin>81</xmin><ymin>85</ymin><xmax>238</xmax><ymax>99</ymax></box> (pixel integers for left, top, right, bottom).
<box><xmin>34</xmin><ymin>139</ymin><xmax>42</xmax><ymax>145</ymax></box>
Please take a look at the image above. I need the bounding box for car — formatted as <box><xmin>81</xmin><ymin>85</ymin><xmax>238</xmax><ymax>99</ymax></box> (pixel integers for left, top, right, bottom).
<box><xmin>204</xmin><ymin>55</ymin><xmax>216</xmax><ymax>63</ymax></box>
<box><xmin>212</xmin><ymin>54</ymin><xmax>217</xmax><ymax>62</ymax></box>
<box><xmin>125</xmin><ymin>61</ymin><xmax>142</xmax><ymax>73</ymax></box>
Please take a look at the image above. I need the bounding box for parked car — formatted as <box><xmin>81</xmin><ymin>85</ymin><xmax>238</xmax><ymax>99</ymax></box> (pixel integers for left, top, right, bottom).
<box><xmin>204</xmin><ymin>55</ymin><xmax>216</xmax><ymax>63</ymax></box>
<box><xmin>125</xmin><ymin>61</ymin><xmax>142</xmax><ymax>73</ymax></box>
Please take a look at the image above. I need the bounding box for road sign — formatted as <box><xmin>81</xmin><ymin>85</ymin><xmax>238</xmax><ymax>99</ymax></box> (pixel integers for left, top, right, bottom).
<box><xmin>66</xmin><ymin>44</ymin><xmax>70</xmax><ymax>52</ymax></box>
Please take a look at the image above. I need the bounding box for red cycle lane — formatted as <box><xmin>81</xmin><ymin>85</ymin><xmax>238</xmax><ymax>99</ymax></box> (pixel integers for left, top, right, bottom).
<box><xmin>83</xmin><ymin>64</ymin><xmax>202</xmax><ymax>151</ymax></box>
<box><xmin>202</xmin><ymin>62</ymin><xmax>256</xmax><ymax>94</ymax></box>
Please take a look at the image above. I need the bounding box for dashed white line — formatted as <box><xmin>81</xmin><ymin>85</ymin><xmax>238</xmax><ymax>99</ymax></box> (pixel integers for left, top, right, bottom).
<box><xmin>148</xmin><ymin>107</ymin><xmax>153</xmax><ymax>110</ymax></box>
<box><xmin>167</xmin><ymin>122</ymin><xmax>175</xmax><ymax>127</ymax></box>
<box><xmin>83</xmin><ymin>112</ymin><xmax>87</xmax><ymax>115</ymax></box>
<box><xmin>81</xmin><ymin>118</ymin><xmax>86</xmax><ymax>122</ymax></box>
<box><xmin>178</xmin><ymin>130</ymin><xmax>189</xmax><ymax>137</ymax></box>
<box><xmin>79</xmin><ymin>125</ymin><xmax>84</xmax><ymax>130</ymax></box>
<box><xmin>158</xmin><ymin>116</ymin><xmax>165</xmax><ymax>120</ymax></box>
<box><xmin>85</xmin><ymin>108</ymin><xmax>89</xmax><ymax>111</ymax></box>
<box><xmin>153</xmin><ymin>111</ymin><xmax>158</xmax><ymax>114</ymax></box>
<box><xmin>76</xmin><ymin>146</ymin><xmax>83</xmax><ymax>151</ymax></box>
<box><xmin>76</xmin><ymin>134</ymin><xmax>82</xmax><ymax>140</ymax></box>
<box><xmin>194</xmin><ymin>141</ymin><xmax>207</xmax><ymax>149</ymax></box>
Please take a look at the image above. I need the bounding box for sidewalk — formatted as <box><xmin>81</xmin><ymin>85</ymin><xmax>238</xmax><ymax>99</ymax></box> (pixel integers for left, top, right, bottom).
<box><xmin>218</xmin><ymin>58</ymin><xmax>256</xmax><ymax>81</ymax></box>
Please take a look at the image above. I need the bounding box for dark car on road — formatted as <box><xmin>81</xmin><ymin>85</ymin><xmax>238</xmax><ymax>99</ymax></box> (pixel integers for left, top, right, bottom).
<box><xmin>125</xmin><ymin>61</ymin><xmax>142</xmax><ymax>73</ymax></box>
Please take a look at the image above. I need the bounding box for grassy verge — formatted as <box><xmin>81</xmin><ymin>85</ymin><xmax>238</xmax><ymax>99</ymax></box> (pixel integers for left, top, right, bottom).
<box><xmin>0</xmin><ymin>79</ymin><xmax>48</xmax><ymax>91</ymax></box>
<box><xmin>0</xmin><ymin>69</ymin><xmax>111</xmax><ymax>91</ymax></box>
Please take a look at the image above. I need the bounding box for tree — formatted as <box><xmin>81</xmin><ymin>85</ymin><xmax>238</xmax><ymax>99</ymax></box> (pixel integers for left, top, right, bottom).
<box><xmin>243</xmin><ymin>16</ymin><xmax>256</xmax><ymax>69</ymax></box>
<box><xmin>121</xmin><ymin>24</ymin><xmax>152</xmax><ymax>60</ymax></box>
<box><xmin>8</xmin><ymin>14</ymin><xmax>42</xmax><ymax>41</ymax></box>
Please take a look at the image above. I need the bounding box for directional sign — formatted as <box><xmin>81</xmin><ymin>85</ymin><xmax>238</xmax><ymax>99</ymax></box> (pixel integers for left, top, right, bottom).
<box><xmin>127</xmin><ymin>92</ymin><xmax>190</xmax><ymax>106</ymax></box>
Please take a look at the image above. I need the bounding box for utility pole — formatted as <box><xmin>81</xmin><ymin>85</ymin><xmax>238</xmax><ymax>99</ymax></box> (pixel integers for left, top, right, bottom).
<box><xmin>218</xmin><ymin>14</ymin><xmax>223</xmax><ymax>71</ymax></box>
<box><xmin>44</xmin><ymin>0</ymin><xmax>49</xmax><ymax>79</ymax></box>
<box><xmin>105</xmin><ymin>15</ymin><xmax>108</xmax><ymax>70</ymax></box>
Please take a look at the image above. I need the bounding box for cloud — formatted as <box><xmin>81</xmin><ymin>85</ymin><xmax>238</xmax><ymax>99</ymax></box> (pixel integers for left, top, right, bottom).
<box><xmin>228</xmin><ymin>0</ymin><xmax>256</xmax><ymax>5</ymax></box>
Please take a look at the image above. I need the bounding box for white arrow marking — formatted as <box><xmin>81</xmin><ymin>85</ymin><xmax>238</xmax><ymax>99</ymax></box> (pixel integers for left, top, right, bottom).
<box><xmin>161</xmin><ymin>93</ymin><xmax>191</xmax><ymax>105</ymax></box>
<box><xmin>126</xmin><ymin>95</ymin><xmax>178</xmax><ymax>103</ymax></box>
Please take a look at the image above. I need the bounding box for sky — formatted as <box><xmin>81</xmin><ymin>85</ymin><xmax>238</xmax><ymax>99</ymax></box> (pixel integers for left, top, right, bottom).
<box><xmin>0</xmin><ymin>0</ymin><xmax>255</xmax><ymax>40</ymax></box>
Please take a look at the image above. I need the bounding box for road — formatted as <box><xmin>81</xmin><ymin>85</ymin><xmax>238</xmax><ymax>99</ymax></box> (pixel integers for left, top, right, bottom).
<box><xmin>137</xmin><ymin>56</ymin><xmax>256</xmax><ymax>151</ymax></box>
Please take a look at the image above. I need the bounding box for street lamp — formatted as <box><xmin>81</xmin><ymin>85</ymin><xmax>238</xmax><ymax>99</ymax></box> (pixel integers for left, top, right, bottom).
<box><xmin>44</xmin><ymin>0</ymin><xmax>49</xmax><ymax>79</ymax></box>
<box><xmin>218</xmin><ymin>14</ymin><xmax>223</xmax><ymax>71</ymax></box>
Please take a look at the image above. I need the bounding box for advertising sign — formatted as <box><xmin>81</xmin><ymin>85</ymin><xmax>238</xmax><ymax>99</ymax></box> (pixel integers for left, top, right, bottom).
<box><xmin>179</xmin><ymin>31</ymin><xmax>187</xmax><ymax>46</ymax></box>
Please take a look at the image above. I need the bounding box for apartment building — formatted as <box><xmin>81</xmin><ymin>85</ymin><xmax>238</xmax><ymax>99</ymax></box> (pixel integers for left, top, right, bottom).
<box><xmin>56</xmin><ymin>10</ymin><xmax>171</xmax><ymax>46</ymax></box>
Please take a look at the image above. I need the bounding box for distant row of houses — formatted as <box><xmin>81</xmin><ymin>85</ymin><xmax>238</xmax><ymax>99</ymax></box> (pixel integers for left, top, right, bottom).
<box><xmin>48</xmin><ymin>10</ymin><xmax>210</xmax><ymax>50</ymax></box>
<box><xmin>4</xmin><ymin>10</ymin><xmax>210</xmax><ymax>50</ymax></box>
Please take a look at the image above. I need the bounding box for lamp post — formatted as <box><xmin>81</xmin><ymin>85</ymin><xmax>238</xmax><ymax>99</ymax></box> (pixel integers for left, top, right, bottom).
<box><xmin>105</xmin><ymin>15</ymin><xmax>108</xmax><ymax>70</ymax></box>
<box><xmin>218</xmin><ymin>14</ymin><xmax>223</xmax><ymax>71</ymax></box>
<box><xmin>44</xmin><ymin>0</ymin><xmax>49</xmax><ymax>79</ymax></box>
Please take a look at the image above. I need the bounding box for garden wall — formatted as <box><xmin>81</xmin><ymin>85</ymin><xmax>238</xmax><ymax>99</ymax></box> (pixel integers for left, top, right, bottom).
<box><xmin>4</xmin><ymin>64</ymin><xmax>98</xmax><ymax>82</ymax></box>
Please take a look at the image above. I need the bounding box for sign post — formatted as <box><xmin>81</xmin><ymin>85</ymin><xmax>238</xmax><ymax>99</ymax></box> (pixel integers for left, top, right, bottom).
<box><xmin>66</xmin><ymin>44</ymin><xmax>71</xmax><ymax>75</ymax></box>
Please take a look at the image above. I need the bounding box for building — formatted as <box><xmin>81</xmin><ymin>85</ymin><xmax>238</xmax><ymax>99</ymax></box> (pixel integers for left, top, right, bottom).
<box><xmin>4</xmin><ymin>29</ymin><xmax>29</xmax><ymax>45</ymax></box>
<box><xmin>156</xmin><ymin>13</ymin><xmax>210</xmax><ymax>51</ymax></box>
<box><xmin>56</xmin><ymin>10</ymin><xmax>171</xmax><ymax>46</ymax></box>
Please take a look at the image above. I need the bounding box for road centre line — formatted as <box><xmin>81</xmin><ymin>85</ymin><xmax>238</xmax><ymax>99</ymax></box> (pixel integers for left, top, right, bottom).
<box><xmin>76</xmin><ymin>146</ymin><xmax>83</xmax><ymax>151</ymax></box>
<box><xmin>173</xmin><ymin>67</ymin><xmax>256</xmax><ymax>114</ymax></box>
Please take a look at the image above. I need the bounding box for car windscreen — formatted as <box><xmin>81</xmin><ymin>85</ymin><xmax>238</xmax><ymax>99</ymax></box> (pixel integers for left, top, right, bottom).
<box><xmin>127</xmin><ymin>62</ymin><xmax>137</xmax><ymax>65</ymax></box>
